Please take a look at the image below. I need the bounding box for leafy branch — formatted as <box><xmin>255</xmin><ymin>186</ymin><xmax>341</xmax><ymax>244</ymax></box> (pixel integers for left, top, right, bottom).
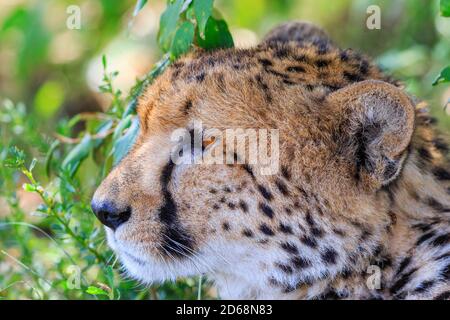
<box><xmin>433</xmin><ymin>0</ymin><xmax>450</xmax><ymax>86</ymax></box>
<box><xmin>4</xmin><ymin>147</ymin><xmax>106</xmax><ymax>264</ymax></box>
<box><xmin>138</xmin><ymin>0</ymin><xmax>233</xmax><ymax>60</ymax></box>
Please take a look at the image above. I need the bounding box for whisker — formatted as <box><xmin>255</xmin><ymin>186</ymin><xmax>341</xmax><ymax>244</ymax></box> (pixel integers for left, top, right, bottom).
<box><xmin>162</xmin><ymin>235</ymin><xmax>214</xmax><ymax>273</ymax></box>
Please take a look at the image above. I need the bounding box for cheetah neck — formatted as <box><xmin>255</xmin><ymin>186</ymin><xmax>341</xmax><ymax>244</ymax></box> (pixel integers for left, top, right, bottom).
<box><xmin>377</xmin><ymin>152</ymin><xmax>450</xmax><ymax>297</ymax></box>
<box><xmin>285</xmin><ymin>135</ymin><xmax>450</xmax><ymax>300</ymax></box>
<box><xmin>324</xmin><ymin>144</ymin><xmax>450</xmax><ymax>300</ymax></box>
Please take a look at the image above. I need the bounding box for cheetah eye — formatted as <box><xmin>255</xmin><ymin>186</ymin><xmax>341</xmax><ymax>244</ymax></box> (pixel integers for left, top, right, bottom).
<box><xmin>190</xmin><ymin>128</ymin><xmax>218</xmax><ymax>153</ymax></box>
<box><xmin>171</xmin><ymin>127</ymin><xmax>222</xmax><ymax>166</ymax></box>
<box><xmin>202</xmin><ymin>136</ymin><xmax>216</xmax><ymax>151</ymax></box>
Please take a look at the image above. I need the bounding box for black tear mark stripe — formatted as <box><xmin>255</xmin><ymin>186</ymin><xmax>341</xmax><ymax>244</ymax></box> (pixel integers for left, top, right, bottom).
<box><xmin>158</xmin><ymin>160</ymin><xmax>195</xmax><ymax>257</ymax></box>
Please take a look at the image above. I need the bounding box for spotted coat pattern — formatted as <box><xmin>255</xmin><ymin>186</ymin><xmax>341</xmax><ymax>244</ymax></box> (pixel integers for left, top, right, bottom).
<box><xmin>92</xmin><ymin>22</ymin><xmax>450</xmax><ymax>299</ymax></box>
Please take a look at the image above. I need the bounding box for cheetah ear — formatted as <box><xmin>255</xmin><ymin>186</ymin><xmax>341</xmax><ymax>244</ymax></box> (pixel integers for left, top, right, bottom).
<box><xmin>328</xmin><ymin>80</ymin><xmax>415</xmax><ymax>190</ymax></box>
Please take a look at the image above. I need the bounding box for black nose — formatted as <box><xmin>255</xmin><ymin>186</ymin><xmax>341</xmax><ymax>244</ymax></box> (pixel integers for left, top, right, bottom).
<box><xmin>91</xmin><ymin>201</ymin><xmax>131</xmax><ymax>230</ymax></box>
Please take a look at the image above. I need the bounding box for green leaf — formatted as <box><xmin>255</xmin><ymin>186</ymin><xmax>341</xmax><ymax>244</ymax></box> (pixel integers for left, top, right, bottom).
<box><xmin>112</xmin><ymin>115</ymin><xmax>133</xmax><ymax>141</ymax></box>
<box><xmin>441</xmin><ymin>0</ymin><xmax>450</xmax><ymax>17</ymax></box>
<box><xmin>193</xmin><ymin>0</ymin><xmax>213</xmax><ymax>39</ymax></box>
<box><xmin>3</xmin><ymin>146</ymin><xmax>25</xmax><ymax>168</ymax></box>
<box><xmin>29</xmin><ymin>158</ymin><xmax>37</xmax><ymax>172</ymax></box>
<box><xmin>86</xmin><ymin>286</ymin><xmax>109</xmax><ymax>296</ymax></box>
<box><xmin>0</xmin><ymin>7</ymin><xmax>27</xmax><ymax>34</ymax></box>
<box><xmin>432</xmin><ymin>66</ymin><xmax>450</xmax><ymax>86</ymax></box>
<box><xmin>22</xmin><ymin>183</ymin><xmax>36</xmax><ymax>192</ymax></box>
<box><xmin>157</xmin><ymin>0</ymin><xmax>185</xmax><ymax>52</ymax></box>
<box><xmin>104</xmin><ymin>266</ymin><xmax>115</xmax><ymax>289</ymax></box>
<box><xmin>196</xmin><ymin>16</ymin><xmax>233</xmax><ymax>50</ymax></box>
<box><xmin>123</xmin><ymin>100</ymin><xmax>138</xmax><ymax>118</ymax></box>
<box><xmin>186</xmin><ymin>6</ymin><xmax>195</xmax><ymax>21</ymax></box>
<box><xmin>170</xmin><ymin>21</ymin><xmax>195</xmax><ymax>59</ymax></box>
<box><xmin>93</xmin><ymin>120</ymin><xmax>114</xmax><ymax>148</ymax></box>
<box><xmin>33</xmin><ymin>81</ymin><xmax>65</xmax><ymax>119</ymax></box>
<box><xmin>111</xmin><ymin>117</ymin><xmax>139</xmax><ymax>166</ymax></box>
<box><xmin>45</xmin><ymin>140</ymin><xmax>60</xmax><ymax>177</ymax></box>
<box><xmin>133</xmin><ymin>0</ymin><xmax>148</xmax><ymax>17</ymax></box>
<box><xmin>50</xmin><ymin>223</ymin><xmax>64</xmax><ymax>232</ymax></box>
<box><xmin>62</xmin><ymin>134</ymin><xmax>92</xmax><ymax>177</ymax></box>
<box><xmin>102</xmin><ymin>55</ymin><xmax>107</xmax><ymax>70</ymax></box>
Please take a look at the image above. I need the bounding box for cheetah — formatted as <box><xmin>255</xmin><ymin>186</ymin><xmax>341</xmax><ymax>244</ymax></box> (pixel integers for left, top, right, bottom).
<box><xmin>92</xmin><ymin>22</ymin><xmax>450</xmax><ymax>299</ymax></box>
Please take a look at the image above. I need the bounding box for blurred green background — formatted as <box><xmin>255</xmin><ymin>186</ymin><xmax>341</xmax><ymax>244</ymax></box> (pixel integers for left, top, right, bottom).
<box><xmin>2</xmin><ymin>0</ymin><xmax>449</xmax><ymax>122</ymax></box>
<box><xmin>0</xmin><ymin>0</ymin><xmax>449</xmax><ymax>299</ymax></box>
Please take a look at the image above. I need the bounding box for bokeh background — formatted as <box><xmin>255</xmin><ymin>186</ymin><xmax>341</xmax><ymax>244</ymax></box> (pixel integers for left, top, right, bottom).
<box><xmin>1</xmin><ymin>0</ymin><xmax>449</xmax><ymax>299</ymax></box>
<box><xmin>2</xmin><ymin>0</ymin><xmax>450</xmax><ymax>121</ymax></box>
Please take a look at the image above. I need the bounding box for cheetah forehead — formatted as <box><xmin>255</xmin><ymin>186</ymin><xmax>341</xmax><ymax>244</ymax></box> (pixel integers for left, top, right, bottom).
<box><xmin>136</xmin><ymin>39</ymin><xmax>402</xmax><ymax>136</ymax></box>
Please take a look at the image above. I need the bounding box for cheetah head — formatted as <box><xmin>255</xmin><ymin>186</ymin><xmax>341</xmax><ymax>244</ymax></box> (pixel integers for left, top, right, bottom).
<box><xmin>92</xmin><ymin>22</ymin><xmax>415</xmax><ymax>299</ymax></box>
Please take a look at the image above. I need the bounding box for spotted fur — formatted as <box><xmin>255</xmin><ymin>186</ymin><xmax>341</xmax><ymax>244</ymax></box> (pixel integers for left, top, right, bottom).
<box><xmin>92</xmin><ymin>22</ymin><xmax>450</xmax><ymax>299</ymax></box>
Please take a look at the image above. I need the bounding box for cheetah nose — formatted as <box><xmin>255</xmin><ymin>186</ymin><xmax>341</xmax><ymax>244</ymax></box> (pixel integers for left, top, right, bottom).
<box><xmin>91</xmin><ymin>200</ymin><xmax>131</xmax><ymax>230</ymax></box>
